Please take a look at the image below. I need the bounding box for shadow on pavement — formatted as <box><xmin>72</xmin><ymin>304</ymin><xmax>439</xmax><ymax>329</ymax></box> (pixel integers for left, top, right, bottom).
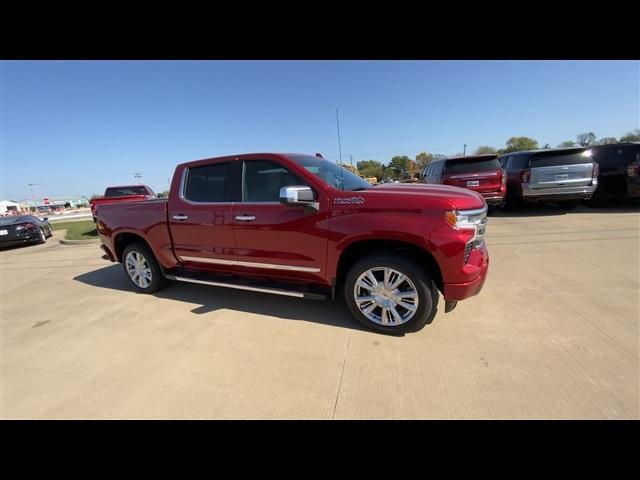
<box><xmin>73</xmin><ymin>264</ymin><xmax>379</xmax><ymax>333</ymax></box>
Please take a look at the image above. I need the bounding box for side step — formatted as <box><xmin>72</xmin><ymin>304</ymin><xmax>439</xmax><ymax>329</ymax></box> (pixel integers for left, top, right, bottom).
<box><xmin>164</xmin><ymin>271</ymin><xmax>327</xmax><ymax>300</ymax></box>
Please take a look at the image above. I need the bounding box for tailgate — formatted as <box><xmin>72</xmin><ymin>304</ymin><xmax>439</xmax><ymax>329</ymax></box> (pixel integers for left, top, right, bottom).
<box><xmin>530</xmin><ymin>163</ymin><xmax>593</xmax><ymax>189</ymax></box>
<box><xmin>444</xmin><ymin>171</ymin><xmax>502</xmax><ymax>192</ymax></box>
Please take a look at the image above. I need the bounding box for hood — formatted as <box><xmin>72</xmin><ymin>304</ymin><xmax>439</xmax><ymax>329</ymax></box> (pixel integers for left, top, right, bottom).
<box><xmin>367</xmin><ymin>183</ymin><xmax>486</xmax><ymax>210</ymax></box>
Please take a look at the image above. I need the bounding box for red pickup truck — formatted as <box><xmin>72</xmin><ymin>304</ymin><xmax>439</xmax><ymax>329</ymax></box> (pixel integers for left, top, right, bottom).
<box><xmin>95</xmin><ymin>153</ymin><xmax>489</xmax><ymax>334</ymax></box>
<box><xmin>90</xmin><ymin>185</ymin><xmax>157</xmax><ymax>220</ymax></box>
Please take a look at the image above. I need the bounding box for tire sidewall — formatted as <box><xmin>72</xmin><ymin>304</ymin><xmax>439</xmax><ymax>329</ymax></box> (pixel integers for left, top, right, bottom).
<box><xmin>344</xmin><ymin>252</ymin><xmax>438</xmax><ymax>334</ymax></box>
<box><xmin>122</xmin><ymin>243</ymin><xmax>165</xmax><ymax>293</ymax></box>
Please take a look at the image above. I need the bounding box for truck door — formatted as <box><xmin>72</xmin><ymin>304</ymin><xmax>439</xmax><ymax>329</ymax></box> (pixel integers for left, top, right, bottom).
<box><xmin>167</xmin><ymin>160</ymin><xmax>239</xmax><ymax>273</ymax></box>
<box><xmin>231</xmin><ymin>158</ymin><xmax>328</xmax><ymax>284</ymax></box>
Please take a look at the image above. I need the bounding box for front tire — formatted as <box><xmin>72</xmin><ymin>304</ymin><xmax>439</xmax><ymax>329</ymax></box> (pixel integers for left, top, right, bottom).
<box><xmin>122</xmin><ymin>242</ymin><xmax>167</xmax><ymax>294</ymax></box>
<box><xmin>344</xmin><ymin>252</ymin><xmax>438</xmax><ymax>334</ymax></box>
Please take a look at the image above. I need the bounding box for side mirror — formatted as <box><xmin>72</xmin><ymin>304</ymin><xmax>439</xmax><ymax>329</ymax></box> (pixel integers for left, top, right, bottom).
<box><xmin>42</xmin><ymin>217</ymin><xmax>49</xmax><ymax>222</ymax></box>
<box><xmin>279</xmin><ymin>186</ymin><xmax>318</xmax><ymax>209</ymax></box>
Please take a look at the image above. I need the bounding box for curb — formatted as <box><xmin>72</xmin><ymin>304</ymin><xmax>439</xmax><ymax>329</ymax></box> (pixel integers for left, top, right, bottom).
<box><xmin>59</xmin><ymin>238</ymin><xmax>101</xmax><ymax>245</ymax></box>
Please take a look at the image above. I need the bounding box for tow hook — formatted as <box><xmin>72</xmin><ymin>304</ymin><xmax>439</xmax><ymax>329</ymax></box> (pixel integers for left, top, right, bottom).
<box><xmin>445</xmin><ymin>300</ymin><xmax>458</xmax><ymax>313</ymax></box>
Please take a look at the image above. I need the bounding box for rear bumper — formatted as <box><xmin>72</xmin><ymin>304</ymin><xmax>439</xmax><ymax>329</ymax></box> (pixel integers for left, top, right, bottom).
<box><xmin>0</xmin><ymin>234</ymin><xmax>39</xmax><ymax>248</ymax></box>
<box><xmin>522</xmin><ymin>182</ymin><xmax>597</xmax><ymax>200</ymax></box>
<box><xmin>481</xmin><ymin>193</ymin><xmax>505</xmax><ymax>205</ymax></box>
<box><xmin>443</xmin><ymin>245</ymin><xmax>490</xmax><ymax>301</ymax></box>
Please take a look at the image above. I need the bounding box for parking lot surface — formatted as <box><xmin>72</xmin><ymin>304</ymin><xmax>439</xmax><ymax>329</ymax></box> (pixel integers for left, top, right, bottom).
<box><xmin>1</xmin><ymin>204</ymin><xmax>638</xmax><ymax>419</ymax></box>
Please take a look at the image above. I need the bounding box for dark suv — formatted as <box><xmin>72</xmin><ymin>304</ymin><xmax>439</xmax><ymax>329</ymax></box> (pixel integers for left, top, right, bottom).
<box><xmin>586</xmin><ymin>143</ymin><xmax>640</xmax><ymax>206</ymax></box>
<box><xmin>420</xmin><ymin>155</ymin><xmax>506</xmax><ymax>207</ymax></box>
<box><xmin>498</xmin><ymin>147</ymin><xmax>598</xmax><ymax>209</ymax></box>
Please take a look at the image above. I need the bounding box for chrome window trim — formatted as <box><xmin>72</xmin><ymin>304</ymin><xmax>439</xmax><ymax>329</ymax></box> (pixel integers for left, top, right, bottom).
<box><xmin>179</xmin><ymin>255</ymin><xmax>321</xmax><ymax>273</ymax></box>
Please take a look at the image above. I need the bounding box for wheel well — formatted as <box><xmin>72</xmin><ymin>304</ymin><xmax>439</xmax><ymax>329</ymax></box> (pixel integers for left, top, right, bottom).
<box><xmin>114</xmin><ymin>233</ymin><xmax>149</xmax><ymax>262</ymax></box>
<box><xmin>335</xmin><ymin>239</ymin><xmax>443</xmax><ymax>293</ymax></box>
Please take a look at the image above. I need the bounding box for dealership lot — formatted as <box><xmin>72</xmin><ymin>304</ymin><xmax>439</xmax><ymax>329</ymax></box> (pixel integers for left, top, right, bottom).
<box><xmin>1</xmin><ymin>204</ymin><xmax>638</xmax><ymax>419</ymax></box>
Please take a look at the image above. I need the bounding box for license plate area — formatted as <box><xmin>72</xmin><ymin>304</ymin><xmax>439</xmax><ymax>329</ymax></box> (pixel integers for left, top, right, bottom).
<box><xmin>555</xmin><ymin>174</ymin><xmax>569</xmax><ymax>181</ymax></box>
<box><xmin>0</xmin><ymin>230</ymin><xmax>7</xmax><ymax>236</ymax></box>
<box><xmin>467</xmin><ymin>180</ymin><xmax>480</xmax><ymax>187</ymax></box>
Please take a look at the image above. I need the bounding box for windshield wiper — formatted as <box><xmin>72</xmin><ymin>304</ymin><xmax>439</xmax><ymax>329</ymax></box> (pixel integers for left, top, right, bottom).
<box><xmin>351</xmin><ymin>187</ymin><xmax>369</xmax><ymax>191</ymax></box>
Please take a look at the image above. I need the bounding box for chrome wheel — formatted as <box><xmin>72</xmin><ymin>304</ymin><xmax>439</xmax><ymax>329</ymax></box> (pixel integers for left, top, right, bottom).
<box><xmin>353</xmin><ymin>267</ymin><xmax>419</xmax><ymax>326</ymax></box>
<box><xmin>125</xmin><ymin>251</ymin><xmax>153</xmax><ymax>289</ymax></box>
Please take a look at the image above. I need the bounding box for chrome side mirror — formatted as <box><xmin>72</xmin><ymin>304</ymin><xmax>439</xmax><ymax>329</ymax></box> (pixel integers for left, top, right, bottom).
<box><xmin>279</xmin><ymin>186</ymin><xmax>318</xmax><ymax>209</ymax></box>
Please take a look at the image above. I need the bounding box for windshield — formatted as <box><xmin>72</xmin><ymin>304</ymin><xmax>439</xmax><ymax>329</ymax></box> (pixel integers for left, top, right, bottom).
<box><xmin>287</xmin><ymin>155</ymin><xmax>371</xmax><ymax>191</ymax></box>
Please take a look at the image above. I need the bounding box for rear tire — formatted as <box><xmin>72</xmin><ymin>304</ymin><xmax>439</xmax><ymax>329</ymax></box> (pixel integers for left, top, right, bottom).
<box><xmin>344</xmin><ymin>252</ymin><xmax>438</xmax><ymax>334</ymax></box>
<box><xmin>36</xmin><ymin>227</ymin><xmax>46</xmax><ymax>244</ymax></box>
<box><xmin>122</xmin><ymin>242</ymin><xmax>167</xmax><ymax>294</ymax></box>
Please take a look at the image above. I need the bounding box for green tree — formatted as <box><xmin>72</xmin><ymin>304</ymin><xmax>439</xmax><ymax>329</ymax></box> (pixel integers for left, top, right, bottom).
<box><xmin>558</xmin><ymin>140</ymin><xmax>576</xmax><ymax>147</ymax></box>
<box><xmin>597</xmin><ymin>137</ymin><xmax>618</xmax><ymax>145</ymax></box>
<box><xmin>576</xmin><ymin>132</ymin><xmax>597</xmax><ymax>147</ymax></box>
<box><xmin>415</xmin><ymin>152</ymin><xmax>434</xmax><ymax>169</ymax></box>
<box><xmin>619</xmin><ymin>129</ymin><xmax>640</xmax><ymax>143</ymax></box>
<box><xmin>389</xmin><ymin>155</ymin><xmax>417</xmax><ymax>178</ymax></box>
<box><xmin>356</xmin><ymin>160</ymin><xmax>384</xmax><ymax>179</ymax></box>
<box><xmin>503</xmin><ymin>136</ymin><xmax>539</xmax><ymax>153</ymax></box>
<box><xmin>473</xmin><ymin>146</ymin><xmax>497</xmax><ymax>155</ymax></box>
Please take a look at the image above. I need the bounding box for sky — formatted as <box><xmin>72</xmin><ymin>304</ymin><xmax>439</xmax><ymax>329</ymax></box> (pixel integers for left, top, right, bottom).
<box><xmin>1</xmin><ymin>60</ymin><xmax>638</xmax><ymax>201</ymax></box>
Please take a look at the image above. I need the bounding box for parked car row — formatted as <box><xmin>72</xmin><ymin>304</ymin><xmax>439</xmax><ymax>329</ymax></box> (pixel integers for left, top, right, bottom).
<box><xmin>418</xmin><ymin>143</ymin><xmax>640</xmax><ymax>210</ymax></box>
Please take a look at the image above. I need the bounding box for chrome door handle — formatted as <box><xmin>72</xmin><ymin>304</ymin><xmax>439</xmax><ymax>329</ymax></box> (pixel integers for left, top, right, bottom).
<box><xmin>172</xmin><ymin>214</ymin><xmax>188</xmax><ymax>220</ymax></box>
<box><xmin>235</xmin><ymin>215</ymin><xmax>256</xmax><ymax>221</ymax></box>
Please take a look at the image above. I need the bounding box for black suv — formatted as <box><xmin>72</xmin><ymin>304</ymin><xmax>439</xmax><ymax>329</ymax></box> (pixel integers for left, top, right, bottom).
<box><xmin>587</xmin><ymin>143</ymin><xmax>640</xmax><ymax>206</ymax></box>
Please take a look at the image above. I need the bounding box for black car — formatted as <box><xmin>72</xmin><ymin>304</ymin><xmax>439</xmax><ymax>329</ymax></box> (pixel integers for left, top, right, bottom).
<box><xmin>0</xmin><ymin>215</ymin><xmax>53</xmax><ymax>248</ymax></box>
<box><xmin>587</xmin><ymin>143</ymin><xmax>640</xmax><ymax>206</ymax></box>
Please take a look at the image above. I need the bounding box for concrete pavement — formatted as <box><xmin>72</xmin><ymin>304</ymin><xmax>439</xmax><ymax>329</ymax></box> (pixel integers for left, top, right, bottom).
<box><xmin>1</xmin><ymin>204</ymin><xmax>638</xmax><ymax>419</ymax></box>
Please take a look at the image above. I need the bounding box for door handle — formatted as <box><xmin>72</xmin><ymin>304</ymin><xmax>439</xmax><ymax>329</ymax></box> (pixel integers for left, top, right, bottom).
<box><xmin>172</xmin><ymin>214</ymin><xmax>188</xmax><ymax>220</ymax></box>
<box><xmin>235</xmin><ymin>215</ymin><xmax>256</xmax><ymax>221</ymax></box>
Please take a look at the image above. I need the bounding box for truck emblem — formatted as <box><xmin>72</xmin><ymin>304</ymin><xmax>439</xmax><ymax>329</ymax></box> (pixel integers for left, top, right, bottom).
<box><xmin>333</xmin><ymin>196</ymin><xmax>365</xmax><ymax>205</ymax></box>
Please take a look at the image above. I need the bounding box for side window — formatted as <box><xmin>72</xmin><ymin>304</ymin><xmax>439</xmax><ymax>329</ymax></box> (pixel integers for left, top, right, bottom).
<box><xmin>435</xmin><ymin>161</ymin><xmax>444</xmax><ymax>176</ymax></box>
<box><xmin>243</xmin><ymin>160</ymin><xmax>307</xmax><ymax>203</ymax></box>
<box><xmin>511</xmin><ymin>156</ymin><xmax>529</xmax><ymax>170</ymax></box>
<box><xmin>499</xmin><ymin>157</ymin><xmax>509</xmax><ymax>169</ymax></box>
<box><xmin>184</xmin><ymin>162</ymin><xmax>231</xmax><ymax>202</ymax></box>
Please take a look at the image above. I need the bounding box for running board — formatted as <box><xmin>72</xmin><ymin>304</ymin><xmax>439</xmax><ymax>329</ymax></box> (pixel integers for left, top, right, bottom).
<box><xmin>164</xmin><ymin>274</ymin><xmax>327</xmax><ymax>300</ymax></box>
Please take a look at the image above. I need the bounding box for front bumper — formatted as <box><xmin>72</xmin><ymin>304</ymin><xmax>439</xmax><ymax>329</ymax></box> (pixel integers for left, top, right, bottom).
<box><xmin>443</xmin><ymin>243</ymin><xmax>489</xmax><ymax>301</ymax></box>
<box><xmin>522</xmin><ymin>182</ymin><xmax>597</xmax><ymax>201</ymax></box>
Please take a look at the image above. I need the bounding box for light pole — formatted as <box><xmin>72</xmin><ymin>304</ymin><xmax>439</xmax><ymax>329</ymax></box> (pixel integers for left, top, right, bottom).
<box><xmin>336</xmin><ymin>109</ymin><xmax>343</xmax><ymax>165</ymax></box>
<box><xmin>28</xmin><ymin>183</ymin><xmax>37</xmax><ymax>213</ymax></box>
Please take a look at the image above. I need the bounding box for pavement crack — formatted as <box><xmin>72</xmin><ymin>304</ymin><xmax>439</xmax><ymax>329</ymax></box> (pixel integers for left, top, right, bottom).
<box><xmin>331</xmin><ymin>332</ymin><xmax>351</xmax><ymax>420</ymax></box>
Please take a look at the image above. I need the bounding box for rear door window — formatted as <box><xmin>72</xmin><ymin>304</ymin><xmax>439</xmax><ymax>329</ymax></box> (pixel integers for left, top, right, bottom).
<box><xmin>445</xmin><ymin>158</ymin><xmax>501</xmax><ymax>174</ymax></box>
<box><xmin>184</xmin><ymin>162</ymin><xmax>232</xmax><ymax>202</ymax></box>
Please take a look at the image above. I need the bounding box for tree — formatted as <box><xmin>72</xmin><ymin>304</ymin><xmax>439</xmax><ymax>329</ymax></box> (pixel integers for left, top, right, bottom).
<box><xmin>157</xmin><ymin>190</ymin><xmax>170</xmax><ymax>198</ymax></box>
<box><xmin>90</xmin><ymin>194</ymin><xmax>102</xmax><ymax>199</ymax></box>
<box><xmin>433</xmin><ymin>153</ymin><xmax>448</xmax><ymax>161</ymax></box>
<box><xmin>576</xmin><ymin>132</ymin><xmax>597</xmax><ymax>147</ymax></box>
<box><xmin>389</xmin><ymin>155</ymin><xmax>417</xmax><ymax>177</ymax></box>
<box><xmin>415</xmin><ymin>152</ymin><xmax>434</xmax><ymax>169</ymax></box>
<box><xmin>473</xmin><ymin>146</ymin><xmax>497</xmax><ymax>155</ymax></box>
<box><xmin>357</xmin><ymin>160</ymin><xmax>384</xmax><ymax>180</ymax></box>
<box><xmin>503</xmin><ymin>136</ymin><xmax>539</xmax><ymax>153</ymax></box>
<box><xmin>597</xmin><ymin>137</ymin><xmax>618</xmax><ymax>145</ymax></box>
<box><xmin>558</xmin><ymin>140</ymin><xmax>576</xmax><ymax>147</ymax></box>
<box><xmin>619</xmin><ymin>129</ymin><xmax>640</xmax><ymax>143</ymax></box>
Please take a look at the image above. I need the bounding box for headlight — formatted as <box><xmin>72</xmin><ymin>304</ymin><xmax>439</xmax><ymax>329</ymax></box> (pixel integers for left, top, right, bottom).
<box><xmin>581</xmin><ymin>149</ymin><xmax>593</xmax><ymax>157</ymax></box>
<box><xmin>445</xmin><ymin>207</ymin><xmax>488</xmax><ymax>262</ymax></box>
